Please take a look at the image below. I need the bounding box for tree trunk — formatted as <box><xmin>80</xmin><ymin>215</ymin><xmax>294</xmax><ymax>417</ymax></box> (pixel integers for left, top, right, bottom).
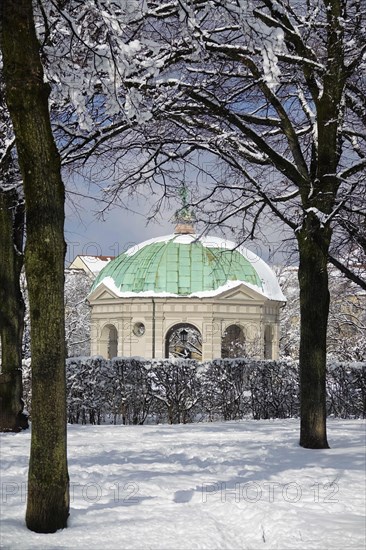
<box><xmin>0</xmin><ymin>0</ymin><xmax>69</xmax><ymax>532</ymax></box>
<box><xmin>0</xmin><ymin>188</ymin><xmax>28</xmax><ymax>431</ymax></box>
<box><xmin>297</xmin><ymin>214</ymin><xmax>331</xmax><ymax>449</ymax></box>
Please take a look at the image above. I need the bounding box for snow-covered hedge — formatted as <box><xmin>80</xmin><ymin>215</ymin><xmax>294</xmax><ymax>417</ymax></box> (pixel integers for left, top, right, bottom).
<box><xmin>21</xmin><ymin>358</ymin><xmax>365</xmax><ymax>424</ymax></box>
<box><xmin>200</xmin><ymin>359</ymin><xmax>299</xmax><ymax>421</ymax></box>
<box><xmin>326</xmin><ymin>363</ymin><xmax>366</xmax><ymax>419</ymax></box>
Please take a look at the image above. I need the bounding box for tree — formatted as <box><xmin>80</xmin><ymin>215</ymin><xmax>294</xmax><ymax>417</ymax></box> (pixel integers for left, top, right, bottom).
<box><xmin>0</xmin><ymin>180</ymin><xmax>28</xmax><ymax>431</ymax></box>
<box><xmin>0</xmin><ymin>0</ymin><xmax>69</xmax><ymax>532</ymax></box>
<box><xmin>99</xmin><ymin>0</ymin><xmax>365</xmax><ymax>448</ymax></box>
<box><xmin>0</xmin><ymin>0</ymin><xmax>147</xmax><ymax>433</ymax></box>
<box><xmin>279</xmin><ymin>265</ymin><xmax>366</xmax><ymax>362</ymax></box>
<box><xmin>22</xmin><ymin>268</ymin><xmax>92</xmax><ymax>360</ymax></box>
<box><xmin>329</xmin><ymin>185</ymin><xmax>366</xmax><ymax>290</ymax></box>
<box><xmin>0</xmin><ymin>85</ymin><xmax>28</xmax><ymax>431</ymax></box>
<box><xmin>64</xmin><ymin>269</ymin><xmax>91</xmax><ymax>357</ymax></box>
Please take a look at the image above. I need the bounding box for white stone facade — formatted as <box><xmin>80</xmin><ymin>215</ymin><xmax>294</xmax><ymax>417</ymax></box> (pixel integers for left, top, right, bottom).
<box><xmin>88</xmin><ymin>282</ymin><xmax>283</xmax><ymax>361</ymax></box>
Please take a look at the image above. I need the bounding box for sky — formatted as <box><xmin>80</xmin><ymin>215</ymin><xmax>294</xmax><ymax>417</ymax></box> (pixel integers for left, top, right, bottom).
<box><xmin>63</xmin><ymin>165</ymin><xmax>181</xmax><ymax>265</ymax></box>
<box><xmin>64</xmin><ymin>179</ymin><xmax>293</xmax><ymax>268</ymax></box>
<box><xmin>65</xmin><ymin>193</ymin><xmax>174</xmax><ymax>265</ymax></box>
<box><xmin>61</xmin><ymin>136</ymin><xmax>300</xmax><ymax>268</ymax></box>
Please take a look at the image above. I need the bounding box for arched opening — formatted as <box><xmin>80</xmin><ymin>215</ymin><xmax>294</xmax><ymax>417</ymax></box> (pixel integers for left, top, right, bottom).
<box><xmin>221</xmin><ymin>324</ymin><xmax>246</xmax><ymax>358</ymax></box>
<box><xmin>100</xmin><ymin>324</ymin><xmax>118</xmax><ymax>359</ymax></box>
<box><xmin>165</xmin><ymin>323</ymin><xmax>202</xmax><ymax>361</ymax></box>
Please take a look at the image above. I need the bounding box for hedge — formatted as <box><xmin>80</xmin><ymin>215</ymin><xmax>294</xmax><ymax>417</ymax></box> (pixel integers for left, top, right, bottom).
<box><xmin>21</xmin><ymin>357</ymin><xmax>365</xmax><ymax>424</ymax></box>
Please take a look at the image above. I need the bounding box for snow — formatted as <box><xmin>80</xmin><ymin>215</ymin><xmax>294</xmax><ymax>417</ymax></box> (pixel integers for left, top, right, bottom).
<box><xmin>124</xmin><ymin>233</ymin><xmax>177</xmax><ymax>256</ymax></box>
<box><xmin>305</xmin><ymin>207</ymin><xmax>330</xmax><ymax>226</ymax></box>
<box><xmin>1</xmin><ymin>419</ymin><xmax>365</xmax><ymax>549</ymax></box>
<box><xmin>81</xmin><ymin>256</ymin><xmax>114</xmax><ymax>275</ymax></box>
<box><xmin>100</xmin><ymin>277</ymin><xmax>284</xmax><ymax>302</ymax></box>
<box><xmin>100</xmin><ymin>275</ymin><xmax>182</xmax><ymax>298</ymax></box>
<box><xmin>123</xmin><ymin>233</ymin><xmax>273</xmax><ymax>258</ymax></box>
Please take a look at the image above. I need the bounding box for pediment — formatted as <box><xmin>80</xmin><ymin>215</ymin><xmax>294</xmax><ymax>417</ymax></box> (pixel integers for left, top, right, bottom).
<box><xmin>87</xmin><ymin>283</ymin><xmax>118</xmax><ymax>303</ymax></box>
<box><xmin>215</xmin><ymin>283</ymin><xmax>265</xmax><ymax>302</ymax></box>
<box><xmin>97</xmin><ymin>289</ymin><xmax>116</xmax><ymax>300</ymax></box>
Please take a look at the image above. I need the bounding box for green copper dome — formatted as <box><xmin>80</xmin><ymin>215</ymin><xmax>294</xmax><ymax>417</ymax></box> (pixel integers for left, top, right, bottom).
<box><xmin>90</xmin><ymin>233</ymin><xmax>285</xmax><ymax>300</ymax></box>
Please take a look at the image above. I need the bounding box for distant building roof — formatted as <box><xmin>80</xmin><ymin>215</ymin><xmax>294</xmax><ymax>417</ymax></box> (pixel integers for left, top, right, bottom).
<box><xmin>69</xmin><ymin>255</ymin><xmax>115</xmax><ymax>277</ymax></box>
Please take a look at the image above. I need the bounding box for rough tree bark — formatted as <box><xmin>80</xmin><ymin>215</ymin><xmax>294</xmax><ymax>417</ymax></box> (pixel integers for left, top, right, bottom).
<box><xmin>297</xmin><ymin>219</ymin><xmax>331</xmax><ymax>448</ymax></box>
<box><xmin>296</xmin><ymin>0</ymin><xmax>345</xmax><ymax>448</ymax></box>
<box><xmin>0</xmin><ymin>0</ymin><xmax>69</xmax><ymax>532</ymax></box>
<box><xmin>0</xmin><ymin>187</ymin><xmax>28</xmax><ymax>431</ymax></box>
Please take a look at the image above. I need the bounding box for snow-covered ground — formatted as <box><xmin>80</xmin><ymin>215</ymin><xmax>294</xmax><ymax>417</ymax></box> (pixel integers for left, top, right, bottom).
<box><xmin>0</xmin><ymin>419</ymin><xmax>365</xmax><ymax>549</ymax></box>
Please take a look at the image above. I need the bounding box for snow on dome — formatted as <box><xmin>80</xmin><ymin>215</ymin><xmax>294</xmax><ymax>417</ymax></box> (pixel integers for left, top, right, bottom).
<box><xmin>90</xmin><ymin>233</ymin><xmax>285</xmax><ymax>302</ymax></box>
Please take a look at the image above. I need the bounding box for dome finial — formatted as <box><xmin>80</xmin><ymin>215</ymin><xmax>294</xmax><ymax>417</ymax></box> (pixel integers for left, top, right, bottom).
<box><xmin>174</xmin><ymin>182</ymin><xmax>195</xmax><ymax>234</ymax></box>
